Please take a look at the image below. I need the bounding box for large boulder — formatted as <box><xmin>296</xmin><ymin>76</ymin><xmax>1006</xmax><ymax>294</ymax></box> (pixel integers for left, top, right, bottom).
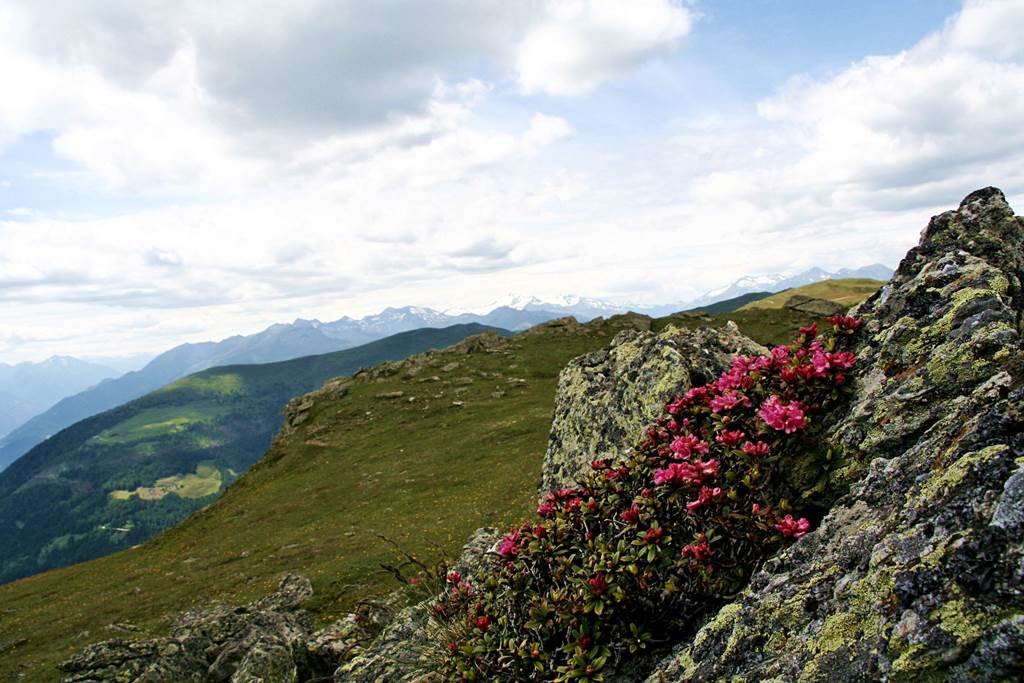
<box><xmin>540</xmin><ymin>322</ymin><xmax>764</xmax><ymax>493</ymax></box>
<box><xmin>646</xmin><ymin>187</ymin><xmax>1024</xmax><ymax>681</ymax></box>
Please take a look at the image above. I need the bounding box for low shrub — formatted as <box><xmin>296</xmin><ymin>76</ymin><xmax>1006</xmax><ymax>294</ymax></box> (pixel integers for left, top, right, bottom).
<box><xmin>429</xmin><ymin>315</ymin><xmax>862</xmax><ymax>680</ymax></box>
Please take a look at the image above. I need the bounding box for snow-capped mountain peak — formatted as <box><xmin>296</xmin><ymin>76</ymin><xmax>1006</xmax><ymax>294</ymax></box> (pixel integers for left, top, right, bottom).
<box><xmin>683</xmin><ymin>264</ymin><xmax>893</xmax><ymax>310</ymax></box>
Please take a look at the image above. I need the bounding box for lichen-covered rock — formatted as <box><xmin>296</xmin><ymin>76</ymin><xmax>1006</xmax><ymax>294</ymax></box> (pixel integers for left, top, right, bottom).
<box><xmin>540</xmin><ymin>322</ymin><xmax>764</xmax><ymax>493</ymax></box>
<box><xmin>60</xmin><ymin>574</ymin><xmax>329</xmax><ymax>683</ymax></box>
<box><xmin>646</xmin><ymin>187</ymin><xmax>1024</xmax><ymax>681</ymax></box>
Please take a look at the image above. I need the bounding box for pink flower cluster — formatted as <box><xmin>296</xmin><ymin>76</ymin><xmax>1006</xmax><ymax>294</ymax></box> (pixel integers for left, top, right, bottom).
<box><xmin>681</xmin><ymin>540</ymin><xmax>713</xmax><ymax>561</ymax></box>
<box><xmin>653</xmin><ymin>459</ymin><xmax>719</xmax><ymax>486</ymax></box>
<box><xmin>758</xmin><ymin>395</ymin><xmax>807</xmax><ymax>433</ymax></box>
<box><xmin>435</xmin><ymin>315</ymin><xmax>864</xmax><ymax>680</ymax></box>
<box><xmin>710</xmin><ymin>391</ymin><xmax>752</xmax><ymax>413</ymax></box>
<box><xmin>827</xmin><ymin>314</ymin><xmax>863</xmax><ymax>332</ymax></box>
<box><xmin>741</xmin><ymin>440</ymin><xmax>771</xmax><ymax>457</ymax></box>
<box><xmin>774</xmin><ymin>514</ymin><xmax>811</xmax><ymax>539</ymax></box>
<box><xmin>715</xmin><ymin>429</ymin><xmax>745</xmax><ymax>446</ymax></box>
<box><xmin>686</xmin><ymin>485</ymin><xmax>722</xmax><ymax>514</ymax></box>
<box><xmin>619</xmin><ymin>503</ymin><xmax>641</xmax><ymax>525</ymax></box>
<box><xmin>497</xmin><ymin>530</ymin><xmax>521</xmax><ymax>557</ymax></box>
<box><xmin>670</xmin><ymin>434</ymin><xmax>709</xmax><ymax>459</ymax></box>
<box><xmin>537</xmin><ymin>487</ymin><xmax>583</xmax><ymax>518</ymax></box>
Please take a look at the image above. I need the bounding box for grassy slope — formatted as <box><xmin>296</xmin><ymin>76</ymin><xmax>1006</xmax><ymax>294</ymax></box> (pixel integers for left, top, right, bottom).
<box><xmin>0</xmin><ymin>308</ymin><xmax>827</xmax><ymax>680</ymax></box>
<box><xmin>0</xmin><ymin>324</ymin><xmax>505</xmax><ymax>587</ymax></box>
<box><xmin>738</xmin><ymin>278</ymin><xmax>884</xmax><ymax>310</ymax></box>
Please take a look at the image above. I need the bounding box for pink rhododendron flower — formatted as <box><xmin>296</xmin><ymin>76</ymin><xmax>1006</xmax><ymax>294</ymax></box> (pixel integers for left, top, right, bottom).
<box><xmin>684</xmin><ymin>385</ymin><xmax>712</xmax><ymax>406</ymax></box>
<box><xmin>670</xmin><ymin>434</ymin><xmax>708</xmax><ymax>459</ymax></box>
<box><xmin>537</xmin><ymin>501</ymin><xmax>556</xmax><ymax>517</ymax></box>
<box><xmin>771</xmin><ymin>345</ymin><xmax>791</xmax><ymax>364</ymax></box>
<box><xmin>686</xmin><ymin>486</ymin><xmax>722</xmax><ymax>513</ymax></box>
<box><xmin>741</xmin><ymin>440</ymin><xmax>771</xmax><ymax>457</ymax></box>
<box><xmin>604</xmin><ymin>466</ymin><xmax>629</xmax><ymax>481</ymax></box>
<box><xmin>799</xmin><ymin>322</ymin><xmax>818</xmax><ymax>338</ymax></box>
<box><xmin>811</xmin><ymin>350</ymin><xmax>831</xmax><ymax>377</ymax></box>
<box><xmin>759</xmin><ymin>395</ymin><xmax>807</xmax><ymax>433</ymax></box>
<box><xmin>653</xmin><ymin>462</ymin><xmax>700</xmax><ymax>486</ymax></box>
<box><xmin>715</xmin><ymin>429</ymin><xmax>745</xmax><ymax>446</ymax></box>
<box><xmin>829</xmin><ymin>350</ymin><xmax>857</xmax><ymax>369</ymax></box>
<box><xmin>644</xmin><ymin>527</ymin><xmax>664</xmax><ymax>544</ymax></box>
<box><xmin>497</xmin><ymin>530</ymin><xmax>521</xmax><ymax>557</ymax></box>
<box><xmin>693</xmin><ymin>459</ymin><xmax>719</xmax><ymax>478</ymax></box>
<box><xmin>710</xmin><ymin>391</ymin><xmax>751</xmax><ymax>413</ymax></box>
<box><xmin>475</xmin><ymin>616</ymin><xmax>491</xmax><ymax>631</ymax></box>
<box><xmin>588</xmin><ymin>573</ymin><xmax>609</xmax><ymax>595</ymax></box>
<box><xmin>682</xmin><ymin>541</ymin><xmax>713</xmax><ymax>561</ymax></box>
<box><xmin>827</xmin><ymin>314</ymin><xmax>863</xmax><ymax>331</ymax></box>
<box><xmin>774</xmin><ymin>514</ymin><xmax>811</xmax><ymax>539</ymax></box>
<box><xmin>620</xmin><ymin>504</ymin><xmax>640</xmax><ymax>525</ymax></box>
<box><xmin>665</xmin><ymin>396</ymin><xmax>687</xmax><ymax>415</ymax></box>
<box><xmin>447</xmin><ymin>571</ymin><xmax>462</xmax><ymax>584</ymax></box>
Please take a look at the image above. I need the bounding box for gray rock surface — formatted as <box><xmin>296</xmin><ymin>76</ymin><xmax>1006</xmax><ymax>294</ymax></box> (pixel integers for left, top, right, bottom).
<box><xmin>646</xmin><ymin>187</ymin><xmax>1024</xmax><ymax>681</ymax></box>
<box><xmin>60</xmin><ymin>574</ymin><xmax>329</xmax><ymax>683</ymax></box>
<box><xmin>540</xmin><ymin>321</ymin><xmax>764</xmax><ymax>493</ymax></box>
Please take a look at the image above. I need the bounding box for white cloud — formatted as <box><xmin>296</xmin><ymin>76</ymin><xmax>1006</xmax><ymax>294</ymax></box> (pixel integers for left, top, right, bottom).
<box><xmin>1</xmin><ymin>1</ymin><xmax>1024</xmax><ymax>363</ymax></box>
<box><xmin>516</xmin><ymin>0</ymin><xmax>693</xmax><ymax>95</ymax></box>
<box><xmin>0</xmin><ymin>0</ymin><xmax>681</xmax><ymax>194</ymax></box>
<box><xmin>754</xmin><ymin>0</ymin><xmax>1024</xmax><ymax>195</ymax></box>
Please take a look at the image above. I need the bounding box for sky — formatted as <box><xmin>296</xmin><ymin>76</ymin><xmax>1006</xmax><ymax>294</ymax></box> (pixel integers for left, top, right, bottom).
<box><xmin>1</xmin><ymin>0</ymin><xmax>1022</xmax><ymax>363</ymax></box>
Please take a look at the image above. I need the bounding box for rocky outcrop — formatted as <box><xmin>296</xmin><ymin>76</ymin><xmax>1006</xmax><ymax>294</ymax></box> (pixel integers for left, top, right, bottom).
<box><xmin>540</xmin><ymin>322</ymin><xmax>764</xmax><ymax>492</ymax></box>
<box><xmin>646</xmin><ymin>187</ymin><xmax>1024</xmax><ymax>681</ymax></box>
<box><xmin>784</xmin><ymin>294</ymin><xmax>846</xmax><ymax>316</ymax></box>
<box><xmin>60</xmin><ymin>574</ymin><xmax>344</xmax><ymax>683</ymax></box>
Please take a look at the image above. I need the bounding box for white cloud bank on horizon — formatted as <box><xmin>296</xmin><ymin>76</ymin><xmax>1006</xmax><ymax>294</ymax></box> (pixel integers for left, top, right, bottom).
<box><xmin>0</xmin><ymin>0</ymin><xmax>1023</xmax><ymax>362</ymax></box>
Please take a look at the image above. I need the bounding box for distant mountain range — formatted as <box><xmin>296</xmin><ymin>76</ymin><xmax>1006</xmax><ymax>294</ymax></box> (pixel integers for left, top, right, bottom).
<box><xmin>681</xmin><ymin>263</ymin><xmax>893</xmax><ymax>311</ymax></box>
<box><xmin>0</xmin><ymin>265</ymin><xmax>892</xmax><ymax>472</ymax></box>
<box><xmin>0</xmin><ymin>357</ymin><xmax>120</xmax><ymax>441</ymax></box>
<box><xmin>0</xmin><ymin>323</ymin><xmax>505</xmax><ymax>585</ymax></box>
<box><xmin>0</xmin><ymin>306</ymin><xmax>566</xmax><ymax>472</ymax></box>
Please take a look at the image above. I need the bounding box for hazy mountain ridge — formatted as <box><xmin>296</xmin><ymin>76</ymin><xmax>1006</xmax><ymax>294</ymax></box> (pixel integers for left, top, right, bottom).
<box><xmin>0</xmin><ymin>356</ymin><xmax>120</xmax><ymax>441</ymax></box>
<box><xmin>0</xmin><ymin>306</ymin><xmax>565</xmax><ymax>472</ymax></box>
